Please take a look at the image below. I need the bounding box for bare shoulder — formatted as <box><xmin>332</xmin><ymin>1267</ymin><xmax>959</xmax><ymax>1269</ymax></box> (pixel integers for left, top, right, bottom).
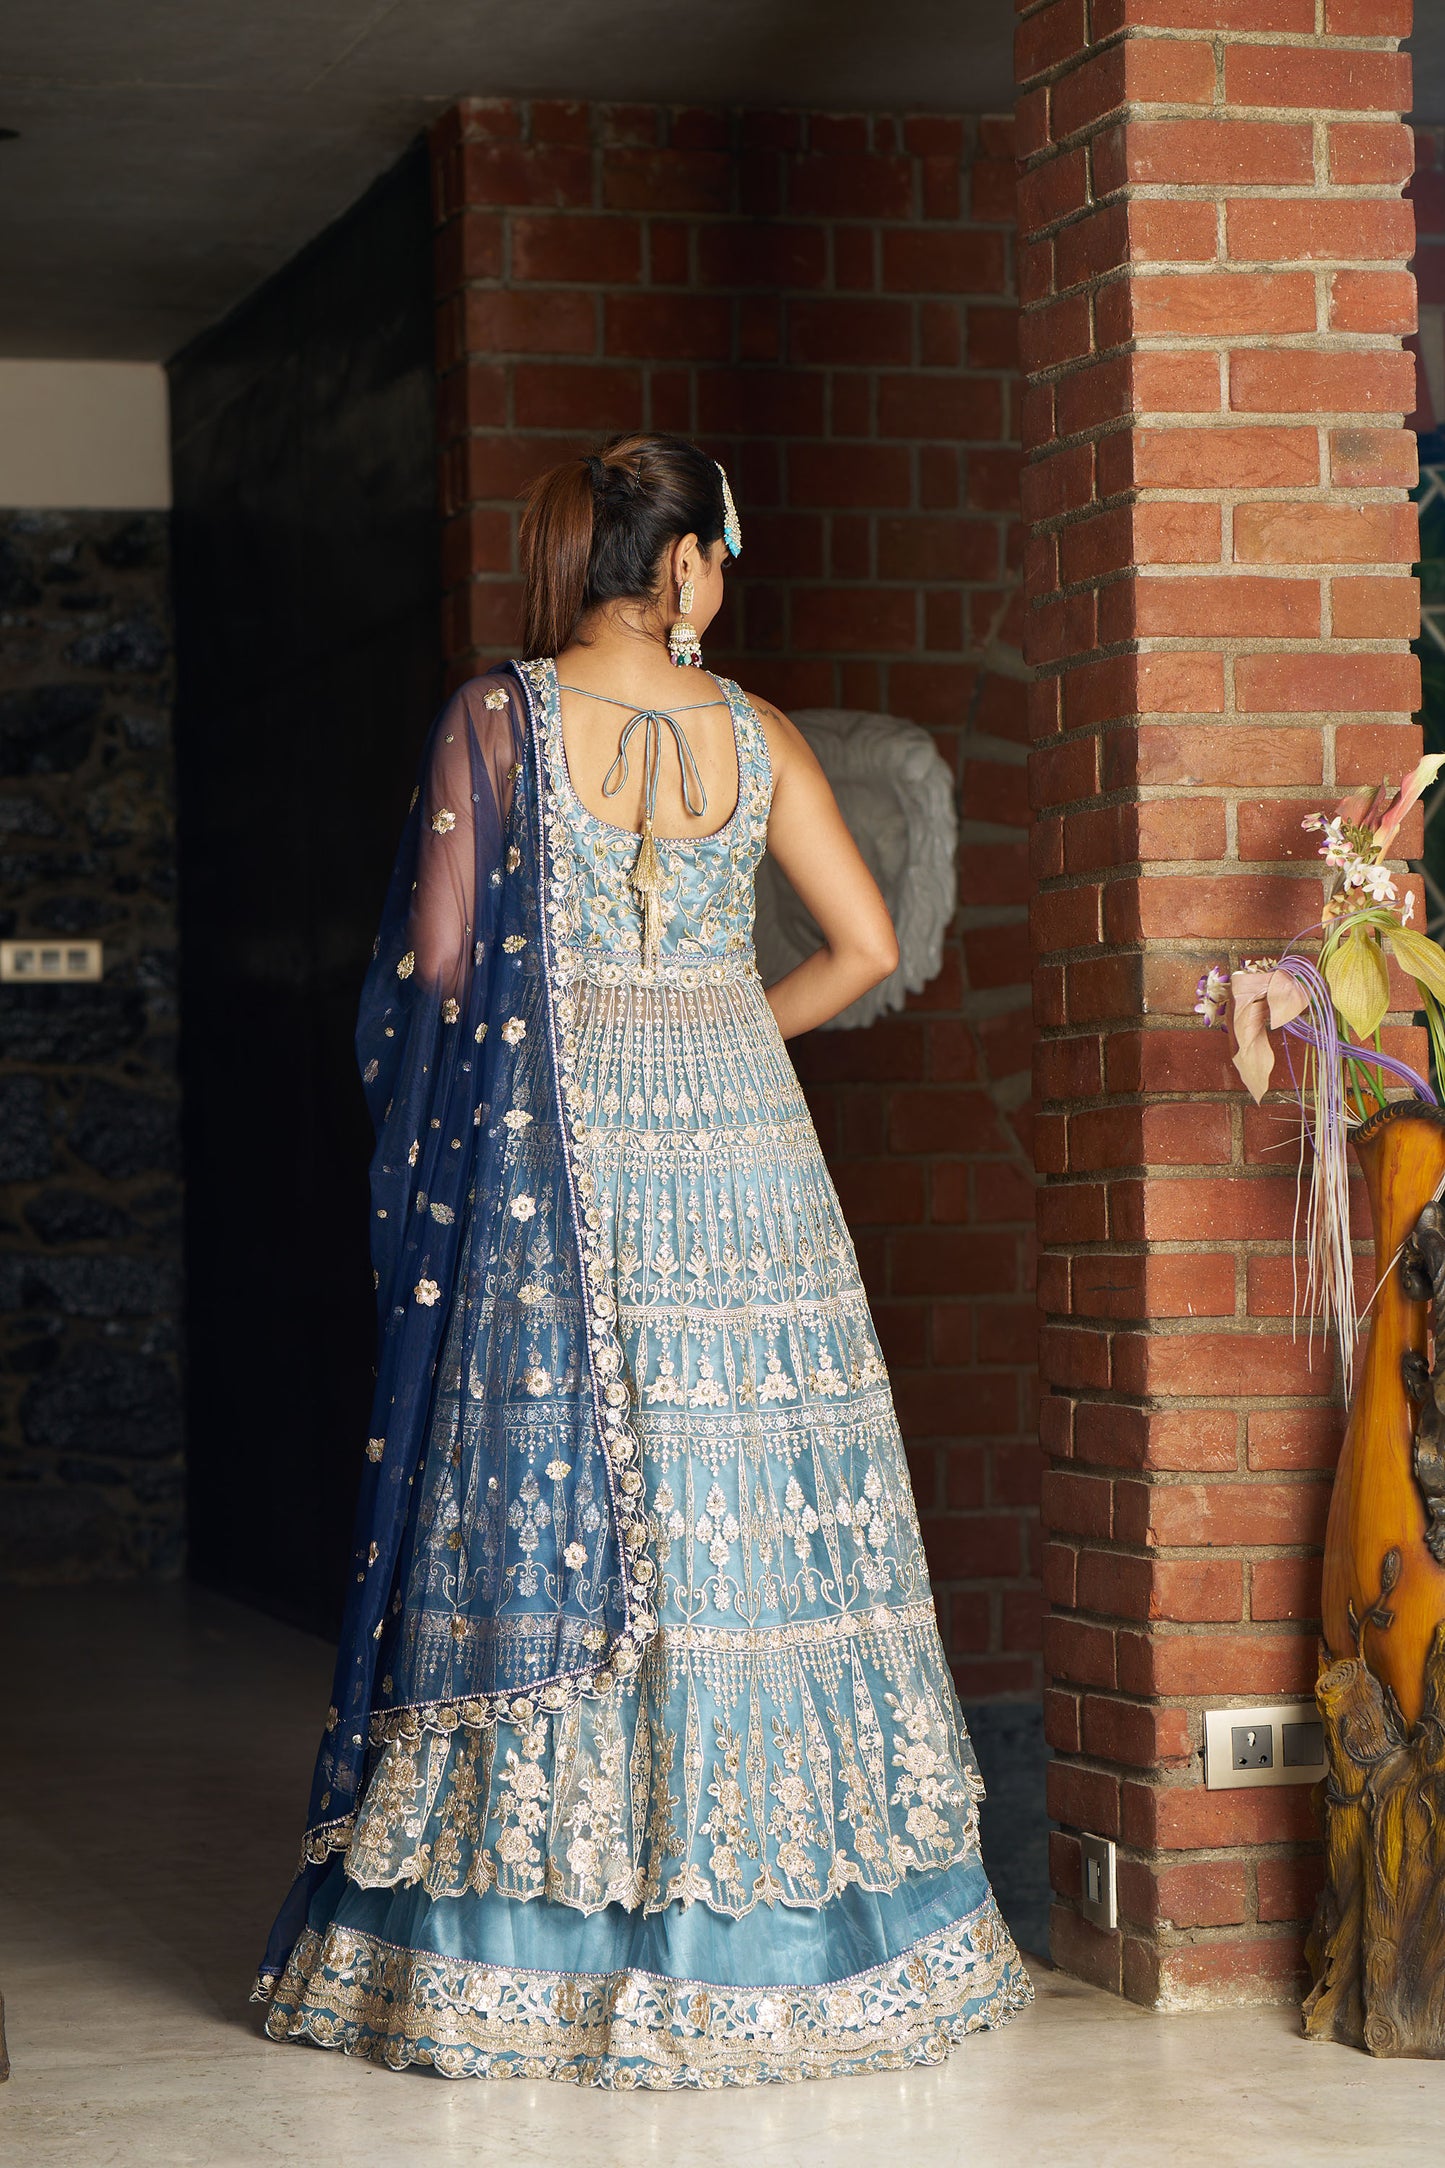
<box><xmin>737</xmin><ymin>689</ymin><xmax>820</xmax><ymax>779</ymax></box>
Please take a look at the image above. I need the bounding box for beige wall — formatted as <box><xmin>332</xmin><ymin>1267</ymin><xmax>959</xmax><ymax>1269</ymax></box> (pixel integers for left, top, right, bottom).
<box><xmin>0</xmin><ymin>361</ymin><xmax>170</xmax><ymax>507</ymax></box>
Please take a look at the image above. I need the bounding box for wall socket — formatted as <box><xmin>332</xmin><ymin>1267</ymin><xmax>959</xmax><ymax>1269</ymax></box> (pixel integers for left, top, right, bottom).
<box><xmin>1203</xmin><ymin>1703</ymin><xmax>1326</xmax><ymax>1790</ymax></box>
<box><xmin>1079</xmin><ymin>1833</ymin><xmax>1117</xmax><ymax>1930</ymax></box>
<box><xmin>0</xmin><ymin>938</ymin><xmax>104</xmax><ymax>983</ymax></box>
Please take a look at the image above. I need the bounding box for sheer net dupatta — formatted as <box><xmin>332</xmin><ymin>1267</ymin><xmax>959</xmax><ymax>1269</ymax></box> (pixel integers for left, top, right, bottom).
<box><xmin>255</xmin><ymin>665</ymin><xmax>656</xmax><ymax>1998</ymax></box>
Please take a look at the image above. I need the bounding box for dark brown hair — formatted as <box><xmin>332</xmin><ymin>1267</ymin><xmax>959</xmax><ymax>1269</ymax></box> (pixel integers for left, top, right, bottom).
<box><xmin>518</xmin><ymin>432</ymin><xmax>728</xmax><ymax>659</ymax></box>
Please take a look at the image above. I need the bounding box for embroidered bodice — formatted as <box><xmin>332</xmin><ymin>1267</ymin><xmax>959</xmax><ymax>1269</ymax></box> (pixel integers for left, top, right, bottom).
<box><xmin>524</xmin><ymin>658</ymin><xmax>772</xmax><ymax>972</ymax></box>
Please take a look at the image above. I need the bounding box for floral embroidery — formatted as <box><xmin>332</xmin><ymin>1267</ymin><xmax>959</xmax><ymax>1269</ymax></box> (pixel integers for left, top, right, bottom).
<box><xmin>643</xmin><ymin>1350</ymin><xmax>685</xmax><ymax>1406</ymax></box>
<box><xmin>492</xmin><ymin>1725</ymin><xmax>550</xmax><ymax>1890</ymax></box>
<box><xmin>887</xmin><ymin>1691</ymin><xmax>978</xmax><ymax>1856</ymax></box>
<box><xmin>484</xmin><ymin>686</ymin><xmax>509</xmax><ymax>710</ymax></box>
<box><xmin>502</xmin><ymin>1016</ymin><xmax>526</xmax><ymax>1045</ymax></box>
<box><xmin>767</xmin><ymin>1719</ymin><xmax>826</xmax><ymax>1896</ymax></box>
<box><xmin>441</xmin><ymin>997</ymin><xmax>460</xmax><ymax>1023</ymax></box>
<box><xmin>262</xmin><ymin>1898</ymin><xmax>1032</xmax><ymax>2084</ymax></box>
<box><xmin>759</xmin><ymin>1348</ymin><xmax>798</xmax><ymax>1402</ymax></box>
<box><xmin>688</xmin><ymin>1353</ymin><xmax>729</xmax><ymax>1409</ymax></box>
<box><xmin>781</xmin><ymin>1476</ymin><xmax>820</xmax><ymax>1565</ymax></box>
<box><xmin>414</xmin><ymin>1279</ymin><xmax>440</xmax><ymax>1306</ymax></box>
<box><xmin>506</xmin><ymin>1474</ymin><xmax>550</xmax><ymax>1589</ymax></box>
<box><xmin>695</xmin><ymin>1483</ymin><xmax>740</xmax><ymax>1572</ymax></box>
<box><xmin>809</xmin><ymin>1349</ymin><xmax>849</xmax><ymax>1398</ymax></box>
<box><xmin>510</xmin><ymin>1194</ymin><xmax>536</xmax><ymax>1222</ymax></box>
<box><xmin>431</xmin><ymin>808</ymin><xmax>457</xmax><ymax>834</ymax></box>
<box><xmin>700</xmin><ymin>1719</ymin><xmax>761</xmax><ymax>1907</ymax></box>
<box><xmin>348</xmin><ymin>1743</ymin><xmax>424</xmax><ymax>1883</ymax></box>
<box><xmin>396</xmin><ymin>950</ymin><xmax>415</xmax><ymax>979</ymax></box>
<box><xmin>836</xmin><ymin>1465</ymin><xmax>899</xmax><ymax>1596</ymax></box>
<box><xmin>349</xmin><ymin>1606</ymin><xmax>981</xmax><ymax>1920</ymax></box>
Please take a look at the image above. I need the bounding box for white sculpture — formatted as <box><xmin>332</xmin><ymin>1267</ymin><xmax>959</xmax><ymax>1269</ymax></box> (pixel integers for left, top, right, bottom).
<box><xmin>753</xmin><ymin>707</ymin><xmax>958</xmax><ymax>1031</ymax></box>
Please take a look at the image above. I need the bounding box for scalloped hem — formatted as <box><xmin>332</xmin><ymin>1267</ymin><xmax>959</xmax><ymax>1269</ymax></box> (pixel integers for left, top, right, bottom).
<box><xmin>261</xmin><ymin>1893</ymin><xmax>1032</xmax><ymax>2087</ymax></box>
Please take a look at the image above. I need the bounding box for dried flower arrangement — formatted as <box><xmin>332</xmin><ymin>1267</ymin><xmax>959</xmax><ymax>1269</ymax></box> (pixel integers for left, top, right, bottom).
<box><xmin>1196</xmin><ymin>757</ymin><xmax>1445</xmax><ymax>1386</ymax></box>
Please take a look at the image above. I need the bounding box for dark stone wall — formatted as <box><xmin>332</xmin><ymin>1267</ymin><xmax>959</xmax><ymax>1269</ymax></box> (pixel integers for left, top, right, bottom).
<box><xmin>0</xmin><ymin>510</ymin><xmax>185</xmax><ymax>1579</ymax></box>
<box><xmin>168</xmin><ymin>140</ymin><xmax>440</xmax><ymax>1632</ymax></box>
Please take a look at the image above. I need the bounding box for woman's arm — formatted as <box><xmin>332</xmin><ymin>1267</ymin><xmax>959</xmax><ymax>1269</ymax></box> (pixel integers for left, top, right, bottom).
<box><xmin>751</xmin><ymin>697</ymin><xmax>900</xmax><ymax>1039</ymax></box>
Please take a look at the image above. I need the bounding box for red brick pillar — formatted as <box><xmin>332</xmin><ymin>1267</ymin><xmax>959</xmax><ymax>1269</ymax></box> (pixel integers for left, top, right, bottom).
<box><xmin>1017</xmin><ymin>1</ymin><xmax>1421</xmax><ymax>2003</ymax></box>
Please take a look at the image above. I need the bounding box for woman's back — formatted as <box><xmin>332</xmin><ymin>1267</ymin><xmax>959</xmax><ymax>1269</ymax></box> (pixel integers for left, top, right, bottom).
<box><xmin>530</xmin><ymin>658</ymin><xmax>771</xmax><ymax>968</ymax></box>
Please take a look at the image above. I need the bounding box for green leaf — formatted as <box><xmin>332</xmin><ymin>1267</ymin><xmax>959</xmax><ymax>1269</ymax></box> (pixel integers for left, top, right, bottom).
<box><xmin>1324</xmin><ymin>928</ymin><xmax>1391</xmax><ymax>1042</ymax></box>
<box><xmin>1383</xmin><ymin>923</ymin><xmax>1445</xmax><ymax>1006</ymax></box>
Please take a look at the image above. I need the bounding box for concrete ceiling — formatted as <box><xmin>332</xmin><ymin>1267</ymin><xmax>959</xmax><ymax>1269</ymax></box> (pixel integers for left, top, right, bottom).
<box><xmin>0</xmin><ymin>0</ymin><xmax>1014</xmax><ymax>360</ymax></box>
<box><xmin>0</xmin><ymin>4</ymin><xmax>1436</xmax><ymax>363</ymax></box>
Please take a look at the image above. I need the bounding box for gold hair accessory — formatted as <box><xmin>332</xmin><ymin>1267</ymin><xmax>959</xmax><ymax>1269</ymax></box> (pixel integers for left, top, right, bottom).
<box><xmin>716</xmin><ymin>461</ymin><xmax>742</xmax><ymax>559</ymax></box>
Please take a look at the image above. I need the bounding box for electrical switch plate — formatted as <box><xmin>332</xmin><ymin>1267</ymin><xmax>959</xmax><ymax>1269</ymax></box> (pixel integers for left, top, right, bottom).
<box><xmin>0</xmin><ymin>938</ymin><xmax>103</xmax><ymax>983</ymax></box>
<box><xmin>1079</xmin><ymin>1833</ymin><xmax>1117</xmax><ymax>1931</ymax></box>
<box><xmin>1204</xmin><ymin>1703</ymin><xmax>1327</xmax><ymax>1790</ymax></box>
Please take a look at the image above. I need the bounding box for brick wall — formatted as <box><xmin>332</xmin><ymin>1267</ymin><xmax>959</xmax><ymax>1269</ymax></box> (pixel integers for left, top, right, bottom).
<box><xmin>1018</xmin><ymin>0</ymin><xmax>1420</xmax><ymax>2003</ymax></box>
<box><xmin>0</xmin><ymin>512</ymin><xmax>184</xmax><ymax>1582</ymax></box>
<box><xmin>1406</xmin><ymin>132</ymin><xmax>1443</xmax><ymax>939</ymax></box>
<box><xmin>1408</xmin><ymin>126</ymin><xmax>1444</xmax><ymax>435</ymax></box>
<box><xmin>431</xmin><ymin>97</ymin><xmax>1042</xmax><ymax>1700</ymax></box>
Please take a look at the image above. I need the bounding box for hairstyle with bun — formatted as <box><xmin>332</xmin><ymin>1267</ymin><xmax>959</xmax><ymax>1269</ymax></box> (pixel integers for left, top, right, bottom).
<box><xmin>518</xmin><ymin>431</ymin><xmax>729</xmax><ymax>660</ymax></box>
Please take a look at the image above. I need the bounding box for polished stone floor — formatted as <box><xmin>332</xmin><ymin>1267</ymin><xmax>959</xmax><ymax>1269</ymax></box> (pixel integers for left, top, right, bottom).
<box><xmin>2</xmin><ymin>1584</ymin><xmax>1440</xmax><ymax>2165</ymax></box>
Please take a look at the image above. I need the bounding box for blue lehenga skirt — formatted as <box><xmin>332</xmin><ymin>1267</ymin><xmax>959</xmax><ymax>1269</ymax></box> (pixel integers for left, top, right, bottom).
<box><xmin>265</xmin><ymin>1847</ymin><xmax>1029</xmax><ymax>2087</ymax></box>
<box><xmin>263</xmin><ymin>1583</ymin><xmax>1033</xmax><ymax>2085</ymax></box>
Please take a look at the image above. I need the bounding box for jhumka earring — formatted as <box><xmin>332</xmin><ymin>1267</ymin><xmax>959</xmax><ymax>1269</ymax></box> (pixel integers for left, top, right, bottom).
<box><xmin>668</xmin><ymin>575</ymin><xmax>703</xmax><ymax>667</ymax></box>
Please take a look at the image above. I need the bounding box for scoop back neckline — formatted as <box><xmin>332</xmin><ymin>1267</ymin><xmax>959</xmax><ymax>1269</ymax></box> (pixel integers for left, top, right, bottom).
<box><xmin>546</xmin><ymin>657</ymin><xmax>748</xmax><ymax>847</ymax></box>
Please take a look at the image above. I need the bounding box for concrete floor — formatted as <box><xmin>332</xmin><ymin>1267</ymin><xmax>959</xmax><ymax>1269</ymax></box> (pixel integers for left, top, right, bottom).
<box><xmin>2</xmin><ymin>1585</ymin><xmax>1441</xmax><ymax>2166</ymax></box>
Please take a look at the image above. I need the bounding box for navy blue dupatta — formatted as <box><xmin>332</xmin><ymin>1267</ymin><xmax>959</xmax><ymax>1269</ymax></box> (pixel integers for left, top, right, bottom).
<box><xmin>255</xmin><ymin>663</ymin><xmax>657</xmax><ymax>1996</ymax></box>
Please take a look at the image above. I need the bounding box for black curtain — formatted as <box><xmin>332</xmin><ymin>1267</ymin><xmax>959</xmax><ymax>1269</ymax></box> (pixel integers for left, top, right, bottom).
<box><xmin>169</xmin><ymin>140</ymin><xmax>441</xmax><ymax>1630</ymax></box>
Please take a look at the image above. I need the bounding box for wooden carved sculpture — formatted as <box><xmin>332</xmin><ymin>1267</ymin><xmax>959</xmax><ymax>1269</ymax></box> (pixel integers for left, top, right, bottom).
<box><xmin>1401</xmin><ymin>1199</ymin><xmax>1445</xmax><ymax>1566</ymax></box>
<box><xmin>1198</xmin><ymin>757</ymin><xmax>1445</xmax><ymax>2052</ymax></box>
<box><xmin>1306</xmin><ymin>1103</ymin><xmax>1445</xmax><ymax>2055</ymax></box>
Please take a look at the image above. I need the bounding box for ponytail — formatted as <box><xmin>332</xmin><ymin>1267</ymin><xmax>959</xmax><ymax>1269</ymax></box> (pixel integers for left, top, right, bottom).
<box><xmin>517</xmin><ymin>432</ymin><xmax>727</xmax><ymax>660</ymax></box>
<box><xmin>518</xmin><ymin>458</ymin><xmax>595</xmax><ymax>662</ymax></box>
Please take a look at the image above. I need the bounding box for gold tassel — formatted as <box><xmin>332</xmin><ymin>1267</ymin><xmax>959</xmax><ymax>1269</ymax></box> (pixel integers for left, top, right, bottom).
<box><xmin>632</xmin><ymin>820</ymin><xmax>662</xmax><ymax>968</ymax></box>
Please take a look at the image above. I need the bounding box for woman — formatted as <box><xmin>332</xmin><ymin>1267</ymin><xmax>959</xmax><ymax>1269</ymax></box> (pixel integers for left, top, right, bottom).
<box><xmin>255</xmin><ymin>431</ymin><xmax>1032</xmax><ymax>2086</ymax></box>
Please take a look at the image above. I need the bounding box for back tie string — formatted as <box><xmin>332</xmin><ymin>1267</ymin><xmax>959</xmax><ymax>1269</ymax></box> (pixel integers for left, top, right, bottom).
<box><xmin>558</xmin><ymin>684</ymin><xmax>723</xmax><ymax>968</ymax></box>
<box><xmin>600</xmin><ymin>708</ymin><xmax>709</xmax><ymax>824</ymax></box>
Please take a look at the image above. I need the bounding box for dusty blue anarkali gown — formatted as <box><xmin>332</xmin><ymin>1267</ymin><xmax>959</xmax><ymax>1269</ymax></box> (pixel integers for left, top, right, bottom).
<box><xmin>257</xmin><ymin>657</ymin><xmax>1031</xmax><ymax>2085</ymax></box>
